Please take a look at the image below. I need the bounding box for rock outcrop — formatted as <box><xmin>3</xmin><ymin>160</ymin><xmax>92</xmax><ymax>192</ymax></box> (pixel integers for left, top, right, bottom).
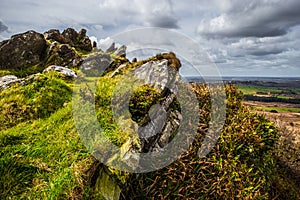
<box><xmin>0</xmin><ymin>28</ymin><xmax>94</xmax><ymax>72</ymax></box>
<box><xmin>0</xmin><ymin>31</ymin><xmax>47</xmax><ymax>70</ymax></box>
<box><xmin>44</xmin><ymin>28</ymin><xmax>93</xmax><ymax>51</ymax></box>
<box><xmin>79</xmin><ymin>52</ymin><xmax>190</xmax><ymax>199</ymax></box>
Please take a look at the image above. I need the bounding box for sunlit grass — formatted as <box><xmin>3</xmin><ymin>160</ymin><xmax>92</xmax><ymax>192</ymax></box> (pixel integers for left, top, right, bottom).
<box><xmin>0</xmin><ymin>103</ymin><xmax>93</xmax><ymax>199</ymax></box>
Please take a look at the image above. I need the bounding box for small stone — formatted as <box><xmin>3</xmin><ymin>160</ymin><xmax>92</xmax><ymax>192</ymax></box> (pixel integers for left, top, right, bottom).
<box><xmin>43</xmin><ymin>65</ymin><xmax>77</xmax><ymax>79</ymax></box>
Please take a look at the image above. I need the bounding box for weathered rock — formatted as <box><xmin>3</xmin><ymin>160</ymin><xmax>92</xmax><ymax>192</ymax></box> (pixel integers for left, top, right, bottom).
<box><xmin>43</xmin><ymin>65</ymin><xmax>77</xmax><ymax>78</ymax></box>
<box><xmin>78</xmin><ymin>37</ymin><xmax>93</xmax><ymax>52</ymax></box>
<box><xmin>45</xmin><ymin>44</ymin><xmax>82</xmax><ymax>67</ymax></box>
<box><xmin>92</xmin><ymin>41</ymin><xmax>97</xmax><ymax>48</ymax></box>
<box><xmin>131</xmin><ymin>58</ymin><xmax>137</xmax><ymax>63</ymax></box>
<box><xmin>137</xmin><ymin>59</ymin><xmax>181</xmax><ymax>151</ymax></box>
<box><xmin>62</xmin><ymin>28</ymin><xmax>78</xmax><ymax>44</ymax></box>
<box><xmin>114</xmin><ymin>45</ymin><xmax>126</xmax><ymax>57</ymax></box>
<box><xmin>134</xmin><ymin>60</ymin><xmax>179</xmax><ymax>93</ymax></box>
<box><xmin>0</xmin><ymin>75</ymin><xmax>18</xmax><ymax>89</ymax></box>
<box><xmin>105</xmin><ymin>42</ymin><xmax>117</xmax><ymax>53</ymax></box>
<box><xmin>0</xmin><ymin>31</ymin><xmax>47</xmax><ymax>70</ymax></box>
<box><xmin>44</xmin><ymin>28</ymin><xmax>93</xmax><ymax>52</ymax></box>
<box><xmin>81</xmin><ymin>52</ymin><xmax>113</xmax><ymax>76</ymax></box>
<box><xmin>62</xmin><ymin>28</ymin><xmax>93</xmax><ymax>51</ymax></box>
<box><xmin>44</xmin><ymin>29</ymin><xmax>66</xmax><ymax>43</ymax></box>
<box><xmin>0</xmin><ymin>74</ymin><xmax>39</xmax><ymax>90</ymax></box>
<box><xmin>94</xmin><ymin>166</ymin><xmax>121</xmax><ymax>200</ymax></box>
<box><xmin>111</xmin><ymin>57</ymin><xmax>182</xmax><ymax>153</ymax></box>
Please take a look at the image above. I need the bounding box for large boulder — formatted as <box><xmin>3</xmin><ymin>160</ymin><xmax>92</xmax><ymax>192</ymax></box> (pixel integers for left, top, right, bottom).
<box><xmin>0</xmin><ymin>31</ymin><xmax>47</xmax><ymax>70</ymax></box>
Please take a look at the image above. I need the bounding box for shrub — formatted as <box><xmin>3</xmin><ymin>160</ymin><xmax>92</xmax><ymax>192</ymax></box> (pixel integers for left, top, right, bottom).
<box><xmin>120</xmin><ymin>84</ymin><xmax>279</xmax><ymax>199</ymax></box>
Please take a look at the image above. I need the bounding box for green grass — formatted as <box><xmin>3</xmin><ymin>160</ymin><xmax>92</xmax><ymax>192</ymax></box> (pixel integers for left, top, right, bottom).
<box><xmin>276</xmin><ymin>95</ymin><xmax>291</xmax><ymax>99</ymax></box>
<box><xmin>0</xmin><ymin>72</ymin><xmax>73</xmax><ymax>131</ymax></box>
<box><xmin>0</xmin><ymin>64</ymin><xmax>47</xmax><ymax>78</ymax></box>
<box><xmin>255</xmin><ymin>106</ymin><xmax>300</xmax><ymax>113</ymax></box>
<box><xmin>238</xmin><ymin>85</ymin><xmax>282</xmax><ymax>95</ymax></box>
<box><xmin>0</xmin><ymin>103</ymin><xmax>93</xmax><ymax>199</ymax></box>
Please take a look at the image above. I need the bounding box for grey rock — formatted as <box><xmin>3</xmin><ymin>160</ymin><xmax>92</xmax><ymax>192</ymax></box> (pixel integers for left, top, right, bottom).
<box><xmin>44</xmin><ymin>29</ymin><xmax>66</xmax><ymax>43</ymax></box>
<box><xmin>105</xmin><ymin>42</ymin><xmax>117</xmax><ymax>53</ymax></box>
<box><xmin>0</xmin><ymin>74</ymin><xmax>39</xmax><ymax>90</ymax></box>
<box><xmin>0</xmin><ymin>30</ymin><xmax>47</xmax><ymax>70</ymax></box>
<box><xmin>81</xmin><ymin>52</ymin><xmax>112</xmax><ymax>76</ymax></box>
<box><xmin>43</xmin><ymin>65</ymin><xmax>77</xmax><ymax>78</ymax></box>
<box><xmin>0</xmin><ymin>75</ymin><xmax>18</xmax><ymax>89</ymax></box>
<box><xmin>134</xmin><ymin>60</ymin><xmax>179</xmax><ymax>93</ymax></box>
<box><xmin>45</xmin><ymin>44</ymin><xmax>82</xmax><ymax>67</ymax></box>
<box><xmin>114</xmin><ymin>45</ymin><xmax>127</xmax><ymax>57</ymax></box>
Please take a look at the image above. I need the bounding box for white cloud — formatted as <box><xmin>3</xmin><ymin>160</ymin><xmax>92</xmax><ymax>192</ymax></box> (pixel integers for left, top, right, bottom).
<box><xmin>98</xmin><ymin>37</ymin><xmax>115</xmax><ymax>51</ymax></box>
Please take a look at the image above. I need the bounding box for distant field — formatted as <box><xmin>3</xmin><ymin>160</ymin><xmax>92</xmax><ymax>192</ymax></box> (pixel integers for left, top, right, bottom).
<box><xmin>255</xmin><ymin>106</ymin><xmax>300</xmax><ymax>113</ymax></box>
<box><xmin>238</xmin><ymin>85</ymin><xmax>282</xmax><ymax>95</ymax></box>
<box><xmin>238</xmin><ymin>84</ymin><xmax>300</xmax><ymax>106</ymax></box>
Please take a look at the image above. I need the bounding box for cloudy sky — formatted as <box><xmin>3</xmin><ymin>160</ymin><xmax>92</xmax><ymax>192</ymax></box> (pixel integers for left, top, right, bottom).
<box><xmin>0</xmin><ymin>0</ymin><xmax>300</xmax><ymax>77</ymax></box>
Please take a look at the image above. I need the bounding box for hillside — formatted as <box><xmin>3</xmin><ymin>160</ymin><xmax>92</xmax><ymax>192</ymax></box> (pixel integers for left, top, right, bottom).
<box><xmin>0</xmin><ymin>29</ymin><xmax>298</xmax><ymax>199</ymax></box>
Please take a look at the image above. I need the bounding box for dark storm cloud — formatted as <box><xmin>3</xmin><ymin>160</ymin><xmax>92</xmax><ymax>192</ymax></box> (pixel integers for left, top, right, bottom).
<box><xmin>0</xmin><ymin>21</ymin><xmax>8</xmax><ymax>33</ymax></box>
<box><xmin>197</xmin><ymin>0</ymin><xmax>300</xmax><ymax>38</ymax></box>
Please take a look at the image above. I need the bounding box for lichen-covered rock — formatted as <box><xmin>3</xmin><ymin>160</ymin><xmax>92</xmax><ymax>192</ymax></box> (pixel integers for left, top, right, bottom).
<box><xmin>44</xmin><ymin>29</ymin><xmax>66</xmax><ymax>43</ymax></box>
<box><xmin>44</xmin><ymin>28</ymin><xmax>93</xmax><ymax>52</ymax></box>
<box><xmin>133</xmin><ymin>59</ymin><xmax>182</xmax><ymax>152</ymax></box>
<box><xmin>45</xmin><ymin>43</ymin><xmax>82</xmax><ymax>67</ymax></box>
<box><xmin>43</xmin><ymin>65</ymin><xmax>77</xmax><ymax>78</ymax></box>
<box><xmin>0</xmin><ymin>74</ymin><xmax>38</xmax><ymax>90</ymax></box>
<box><xmin>81</xmin><ymin>52</ymin><xmax>113</xmax><ymax>76</ymax></box>
<box><xmin>62</xmin><ymin>28</ymin><xmax>93</xmax><ymax>51</ymax></box>
<box><xmin>114</xmin><ymin>45</ymin><xmax>127</xmax><ymax>57</ymax></box>
<box><xmin>0</xmin><ymin>75</ymin><xmax>18</xmax><ymax>89</ymax></box>
<box><xmin>0</xmin><ymin>31</ymin><xmax>47</xmax><ymax>70</ymax></box>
